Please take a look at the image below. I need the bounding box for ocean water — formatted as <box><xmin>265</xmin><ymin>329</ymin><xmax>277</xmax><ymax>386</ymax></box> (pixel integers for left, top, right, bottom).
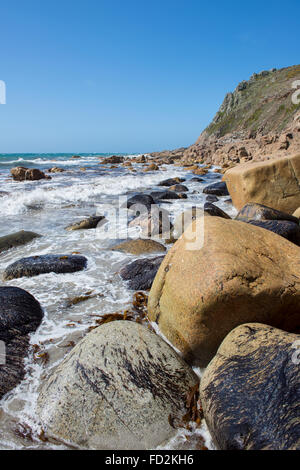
<box><xmin>0</xmin><ymin>153</ymin><xmax>235</xmax><ymax>450</ymax></box>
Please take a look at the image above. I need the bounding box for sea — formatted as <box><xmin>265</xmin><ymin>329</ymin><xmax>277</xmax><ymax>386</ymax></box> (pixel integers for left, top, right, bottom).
<box><xmin>0</xmin><ymin>153</ymin><xmax>236</xmax><ymax>450</ymax></box>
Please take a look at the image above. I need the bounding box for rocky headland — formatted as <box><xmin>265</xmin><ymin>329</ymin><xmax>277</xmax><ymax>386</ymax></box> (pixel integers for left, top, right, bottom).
<box><xmin>1</xmin><ymin>64</ymin><xmax>300</xmax><ymax>451</ymax></box>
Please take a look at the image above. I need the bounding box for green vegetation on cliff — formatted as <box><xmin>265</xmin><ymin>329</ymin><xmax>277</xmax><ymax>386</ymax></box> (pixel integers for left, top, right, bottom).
<box><xmin>203</xmin><ymin>65</ymin><xmax>300</xmax><ymax>139</ymax></box>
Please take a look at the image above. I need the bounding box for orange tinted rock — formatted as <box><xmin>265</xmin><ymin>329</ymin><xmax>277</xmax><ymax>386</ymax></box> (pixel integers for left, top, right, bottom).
<box><xmin>223</xmin><ymin>154</ymin><xmax>300</xmax><ymax>213</ymax></box>
<box><xmin>148</xmin><ymin>216</ymin><xmax>300</xmax><ymax>366</ymax></box>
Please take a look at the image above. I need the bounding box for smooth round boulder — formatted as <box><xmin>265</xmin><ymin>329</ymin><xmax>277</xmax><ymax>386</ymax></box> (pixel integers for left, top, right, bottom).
<box><xmin>65</xmin><ymin>216</ymin><xmax>106</xmax><ymax>231</ymax></box>
<box><xmin>0</xmin><ymin>286</ymin><xmax>43</xmax><ymax>398</ymax></box>
<box><xmin>120</xmin><ymin>256</ymin><xmax>165</xmax><ymax>290</ymax></box>
<box><xmin>37</xmin><ymin>321</ymin><xmax>198</xmax><ymax>450</ymax></box>
<box><xmin>148</xmin><ymin>216</ymin><xmax>300</xmax><ymax>366</ymax></box>
<box><xmin>200</xmin><ymin>323</ymin><xmax>300</xmax><ymax>450</ymax></box>
<box><xmin>236</xmin><ymin>203</ymin><xmax>299</xmax><ymax>223</ymax></box>
<box><xmin>111</xmin><ymin>239</ymin><xmax>166</xmax><ymax>255</ymax></box>
<box><xmin>0</xmin><ymin>286</ymin><xmax>43</xmax><ymax>341</ymax></box>
<box><xmin>3</xmin><ymin>254</ymin><xmax>87</xmax><ymax>280</ymax></box>
<box><xmin>203</xmin><ymin>182</ymin><xmax>229</xmax><ymax>196</ymax></box>
<box><xmin>0</xmin><ymin>231</ymin><xmax>41</xmax><ymax>253</ymax></box>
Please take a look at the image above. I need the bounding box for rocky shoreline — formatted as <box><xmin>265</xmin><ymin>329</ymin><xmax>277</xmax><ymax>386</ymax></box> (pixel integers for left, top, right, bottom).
<box><xmin>0</xmin><ymin>150</ymin><xmax>299</xmax><ymax>450</ymax></box>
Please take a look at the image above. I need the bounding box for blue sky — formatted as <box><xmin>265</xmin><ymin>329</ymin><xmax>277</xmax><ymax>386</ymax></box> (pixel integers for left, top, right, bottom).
<box><xmin>0</xmin><ymin>0</ymin><xmax>299</xmax><ymax>153</ymax></box>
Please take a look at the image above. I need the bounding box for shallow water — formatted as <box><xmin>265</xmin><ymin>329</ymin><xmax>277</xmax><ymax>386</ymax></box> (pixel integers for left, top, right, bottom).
<box><xmin>0</xmin><ymin>153</ymin><xmax>235</xmax><ymax>450</ymax></box>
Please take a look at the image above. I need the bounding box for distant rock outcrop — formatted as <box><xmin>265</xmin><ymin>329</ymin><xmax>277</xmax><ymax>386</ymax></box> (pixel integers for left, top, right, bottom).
<box><xmin>11</xmin><ymin>167</ymin><xmax>50</xmax><ymax>181</ymax></box>
<box><xmin>152</xmin><ymin>66</ymin><xmax>300</xmax><ymax>167</ymax></box>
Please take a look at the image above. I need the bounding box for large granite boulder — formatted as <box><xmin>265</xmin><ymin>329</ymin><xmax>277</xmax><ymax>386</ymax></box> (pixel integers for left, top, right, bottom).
<box><xmin>3</xmin><ymin>254</ymin><xmax>87</xmax><ymax>280</ymax></box>
<box><xmin>200</xmin><ymin>323</ymin><xmax>300</xmax><ymax>450</ymax></box>
<box><xmin>223</xmin><ymin>154</ymin><xmax>300</xmax><ymax>213</ymax></box>
<box><xmin>11</xmin><ymin>167</ymin><xmax>50</xmax><ymax>181</ymax></box>
<box><xmin>0</xmin><ymin>286</ymin><xmax>43</xmax><ymax>398</ymax></box>
<box><xmin>37</xmin><ymin>321</ymin><xmax>198</xmax><ymax>450</ymax></box>
<box><xmin>111</xmin><ymin>239</ymin><xmax>166</xmax><ymax>255</ymax></box>
<box><xmin>244</xmin><ymin>219</ymin><xmax>300</xmax><ymax>246</ymax></box>
<box><xmin>0</xmin><ymin>231</ymin><xmax>41</xmax><ymax>254</ymax></box>
<box><xmin>148</xmin><ymin>216</ymin><xmax>300</xmax><ymax>366</ymax></box>
<box><xmin>120</xmin><ymin>256</ymin><xmax>165</xmax><ymax>290</ymax></box>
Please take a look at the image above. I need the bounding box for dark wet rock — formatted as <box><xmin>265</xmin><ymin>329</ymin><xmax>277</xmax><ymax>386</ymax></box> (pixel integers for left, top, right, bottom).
<box><xmin>101</xmin><ymin>155</ymin><xmax>124</xmax><ymax>164</ymax></box>
<box><xmin>236</xmin><ymin>203</ymin><xmax>299</xmax><ymax>224</ymax></box>
<box><xmin>204</xmin><ymin>203</ymin><xmax>231</xmax><ymax>219</ymax></box>
<box><xmin>37</xmin><ymin>321</ymin><xmax>197</xmax><ymax>450</ymax></box>
<box><xmin>0</xmin><ymin>191</ymin><xmax>9</xmax><ymax>197</ymax></box>
<box><xmin>200</xmin><ymin>323</ymin><xmax>300</xmax><ymax>450</ymax></box>
<box><xmin>120</xmin><ymin>256</ymin><xmax>165</xmax><ymax>290</ymax></box>
<box><xmin>243</xmin><ymin>219</ymin><xmax>300</xmax><ymax>246</ymax></box>
<box><xmin>11</xmin><ymin>167</ymin><xmax>50</xmax><ymax>181</ymax></box>
<box><xmin>158</xmin><ymin>177</ymin><xmax>185</xmax><ymax>187</ymax></box>
<box><xmin>65</xmin><ymin>216</ymin><xmax>106</xmax><ymax>231</ymax></box>
<box><xmin>224</xmin><ymin>198</ymin><xmax>233</xmax><ymax>204</ymax></box>
<box><xmin>126</xmin><ymin>194</ymin><xmax>156</xmax><ymax>211</ymax></box>
<box><xmin>150</xmin><ymin>191</ymin><xmax>187</xmax><ymax>201</ymax></box>
<box><xmin>0</xmin><ymin>286</ymin><xmax>43</xmax><ymax>399</ymax></box>
<box><xmin>169</xmin><ymin>184</ymin><xmax>189</xmax><ymax>192</ymax></box>
<box><xmin>0</xmin><ymin>231</ymin><xmax>42</xmax><ymax>254</ymax></box>
<box><xmin>111</xmin><ymin>238</ymin><xmax>166</xmax><ymax>255</ymax></box>
<box><xmin>206</xmin><ymin>195</ymin><xmax>219</xmax><ymax>203</ymax></box>
<box><xmin>203</xmin><ymin>182</ymin><xmax>229</xmax><ymax>196</ymax></box>
<box><xmin>3</xmin><ymin>254</ymin><xmax>87</xmax><ymax>280</ymax></box>
<box><xmin>190</xmin><ymin>177</ymin><xmax>204</xmax><ymax>182</ymax></box>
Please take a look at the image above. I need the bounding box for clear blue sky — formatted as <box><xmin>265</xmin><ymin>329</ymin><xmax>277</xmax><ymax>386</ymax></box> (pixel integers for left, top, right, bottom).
<box><xmin>0</xmin><ymin>0</ymin><xmax>299</xmax><ymax>153</ymax></box>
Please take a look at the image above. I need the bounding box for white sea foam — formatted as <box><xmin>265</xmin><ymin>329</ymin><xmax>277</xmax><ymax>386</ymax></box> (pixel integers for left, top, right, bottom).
<box><xmin>0</xmin><ymin>160</ymin><xmax>228</xmax><ymax>450</ymax></box>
